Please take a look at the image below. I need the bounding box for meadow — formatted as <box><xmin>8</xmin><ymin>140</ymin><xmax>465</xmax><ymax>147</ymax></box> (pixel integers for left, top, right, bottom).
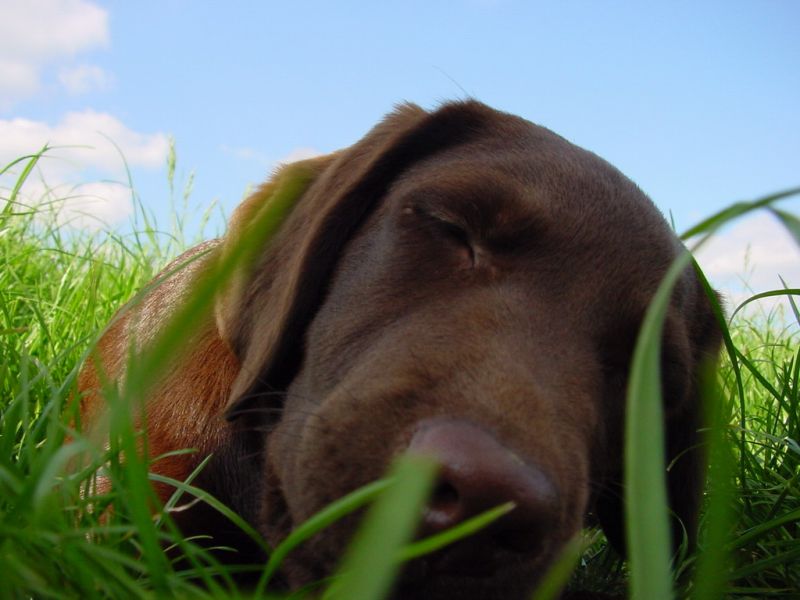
<box><xmin>1</xmin><ymin>146</ymin><xmax>798</xmax><ymax>599</ymax></box>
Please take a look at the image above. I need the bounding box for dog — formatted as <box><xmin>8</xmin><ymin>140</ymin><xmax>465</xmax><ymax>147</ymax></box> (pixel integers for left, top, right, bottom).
<box><xmin>78</xmin><ymin>100</ymin><xmax>722</xmax><ymax>599</ymax></box>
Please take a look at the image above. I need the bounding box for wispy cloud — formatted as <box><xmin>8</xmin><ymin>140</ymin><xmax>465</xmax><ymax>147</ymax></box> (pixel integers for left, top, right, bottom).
<box><xmin>276</xmin><ymin>147</ymin><xmax>322</xmax><ymax>165</ymax></box>
<box><xmin>58</xmin><ymin>64</ymin><xmax>113</xmax><ymax>94</ymax></box>
<box><xmin>220</xmin><ymin>144</ymin><xmax>322</xmax><ymax>169</ymax></box>
<box><xmin>693</xmin><ymin>211</ymin><xmax>800</xmax><ymax>318</ymax></box>
<box><xmin>220</xmin><ymin>144</ymin><xmax>271</xmax><ymax>165</ymax></box>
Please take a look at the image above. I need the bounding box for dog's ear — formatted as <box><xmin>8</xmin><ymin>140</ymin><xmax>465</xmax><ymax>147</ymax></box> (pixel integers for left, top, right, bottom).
<box><xmin>214</xmin><ymin>152</ymin><xmax>339</xmax><ymax>350</ymax></box>
<box><xmin>596</xmin><ymin>271</ymin><xmax>723</xmax><ymax>556</ymax></box>
<box><xmin>216</xmin><ymin>101</ymin><xmax>496</xmax><ymax>419</ymax></box>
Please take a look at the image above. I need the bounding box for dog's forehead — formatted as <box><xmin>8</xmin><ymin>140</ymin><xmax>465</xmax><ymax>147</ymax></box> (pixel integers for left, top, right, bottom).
<box><xmin>389</xmin><ymin>122</ymin><xmax>666</xmax><ymax>237</ymax></box>
<box><xmin>373</xmin><ymin>110</ymin><xmax>684</xmax><ymax>301</ymax></box>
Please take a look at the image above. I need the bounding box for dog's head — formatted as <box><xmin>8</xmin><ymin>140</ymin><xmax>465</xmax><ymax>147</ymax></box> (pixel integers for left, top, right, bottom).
<box><xmin>215</xmin><ymin>101</ymin><xmax>721</xmax><ymax>598</ymax></box>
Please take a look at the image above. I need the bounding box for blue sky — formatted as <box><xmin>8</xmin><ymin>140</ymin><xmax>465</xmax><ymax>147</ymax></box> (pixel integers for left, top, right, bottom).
<box><xmin>1</xmin><ymin>0</ymin><xmax>798</xmax><ymax>304</ymax></box>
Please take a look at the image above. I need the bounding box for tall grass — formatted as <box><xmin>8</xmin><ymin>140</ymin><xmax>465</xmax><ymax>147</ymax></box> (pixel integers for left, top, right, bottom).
<box><xmin>0</xmin><ymin>147</ymin><xmax>798</xmax><ymax>599</ymax></box>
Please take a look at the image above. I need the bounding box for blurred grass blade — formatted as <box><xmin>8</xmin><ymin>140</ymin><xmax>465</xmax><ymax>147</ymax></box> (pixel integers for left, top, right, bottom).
<box><xmin>690</xmin><ymin>364</ymin><xmax>734</xmax><ymax>600</ymax></box>
<box><xmin>105</xmin><ymin>386</ymin><xmax>171</xmax><ymax>592</ymax></box>
<box><xmin>529</xmin><ymin>533</ymin><xmax>587</xmax><ymax>600</ymax></box>
<box><xmin>769</xmin><ymin>207</ymin><xmax>800</xmax><ymax>247</ymax></box>
<box><xmin>148</xmin><ymin>472</ymin><xmax>268</xmax><ymax>553</ymax></box>
<box><xmin>728</xmin><ymin>289</ymin><xmax>800</xmax><ymax>323</ymax></box>
<box><xmin>121</xmin><ymin>164</ymin><xmax>316</xmax><ymax>411</ymax></box>
<box><xmin>694</xmin><ymin>260</ymin><xmax>751</xmax><ymax>508</ymax></box>
<box><xmin>86</xmin><ymin>165</ymin><xmax>315</xmax><ymax>593</ymax></box>
<box><xmin>324</xmin><ymin>455</ymin><xmax>437</xmax><ymax>600</ymax></box>
<box><xmin>728</xmin><ymin>507</ymin><xmax>800</xmax><ymax>550</ymax></box>
<box><xmin>397</xmin><ymin>501</ymin><xmax>514</xmax><ymax>562</ymax></box>
<box><xmin>256</xmin><ymin>479</ymin><xmax>391</xmax><ymax>594</ymax></box>
<box><xmin>625</xmin><ymin>251</ymin><xmax>694</xmax><ymax>600</ymax></box>
<box><xmin>680</xmin><ymin>186</ymin><xmax>800</xmax><ymax>240</ymax></box>
<box><xmin>779</xmin><ymin>276</ymin><xmax>800</xmax><ymax>326</ymax></box>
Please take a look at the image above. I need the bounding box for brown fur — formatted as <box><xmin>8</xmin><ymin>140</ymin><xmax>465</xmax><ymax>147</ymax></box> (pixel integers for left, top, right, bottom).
<box><xmin>78</xmin><ymin>101</ymin><xmax>722</xmax><ymax>599</ymax></box>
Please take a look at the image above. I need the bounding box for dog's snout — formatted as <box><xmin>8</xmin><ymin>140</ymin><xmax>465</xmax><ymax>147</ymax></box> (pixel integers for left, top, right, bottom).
<box><xmin>408</xmin><ymin>419</ymin><xmax>559</xmax><ymax>553</ymax></box>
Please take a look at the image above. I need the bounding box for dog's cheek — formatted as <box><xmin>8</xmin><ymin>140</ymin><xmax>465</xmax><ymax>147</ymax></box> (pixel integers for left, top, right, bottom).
<box><xmin>295</xmin><ymin>390</ymin><xmax>402</xmax><ymax>513</ymax></box>
<box><xmin>263</xmin><ymin>386</ymin><xmax>325</xmax><ymax>516</ymax></box>
<box><xmin>562</xmin><ymin>433</ymin><xmax>593</xmax><ymax>532</ymax></box>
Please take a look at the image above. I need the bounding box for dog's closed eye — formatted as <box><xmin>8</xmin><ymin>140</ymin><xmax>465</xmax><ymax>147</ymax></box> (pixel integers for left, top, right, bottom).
<box><xmin>403</xmin><ymin>204</ymin><xmax>477</xmax><ymax>269</ymax></box>
<box><xmin>432</xmin><ymin>218</ymin><xmax>476</xmax><ymax>269</ymax></box>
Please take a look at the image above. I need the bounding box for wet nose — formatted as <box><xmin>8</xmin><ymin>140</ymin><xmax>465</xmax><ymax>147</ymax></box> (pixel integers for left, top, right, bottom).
<box><xmin>408</xmin><ymin>418</ymin><xmax>559</xmax><ymax>552</ymax></box>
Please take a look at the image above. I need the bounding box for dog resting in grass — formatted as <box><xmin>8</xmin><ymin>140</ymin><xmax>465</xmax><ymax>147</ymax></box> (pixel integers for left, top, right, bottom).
<box><xmin>78</xmin><ymin>100</ymin><xmax>722</xmax><ymax>599</ymax></box>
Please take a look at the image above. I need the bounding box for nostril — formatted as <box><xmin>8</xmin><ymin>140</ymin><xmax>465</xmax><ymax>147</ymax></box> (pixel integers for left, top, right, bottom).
<box><xmin>425</xmin><ymin>479</ymin><xmax>462</xmax><ymax>530</ymax></box>
<box><xmin>408</xmin><ymin>418</ymin><xmax>560</xmax><ymax>552</ymax></box>
<box><xmin>430</xmin><ymin>480</ymin><xmax>459</xmax><ymax>512</ymax></box>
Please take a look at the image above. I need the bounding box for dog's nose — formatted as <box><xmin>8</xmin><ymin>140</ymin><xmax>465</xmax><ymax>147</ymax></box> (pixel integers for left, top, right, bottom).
<box><xmin>407</xmin><ymin>418</ymin><xmax>559</xmax><ymax>553</ymax></box>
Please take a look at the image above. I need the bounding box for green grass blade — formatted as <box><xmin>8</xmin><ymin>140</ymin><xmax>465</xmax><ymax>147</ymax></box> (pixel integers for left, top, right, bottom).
<box><xmin>2</xmin><ymin>145</ymin><xmax>48</xmax><ymax>208</ymax></box>
<box><xmin>694</xmin><ymin>261</ymin><xmax>752</xmax><ymax>510</ymax></box>
<box><xmin>324</xmin><ymin>455</ymin><xmax>437</xmax><ymax>600</ymax></box>
<box><xmin>105</xmin><ymin>389</ymin><xmax>171</xmax><ymax>592</ymax></box>
<box><xmin>680</xmin><ymin>187</ymin><xmax>800</xmax><ymax>240</ymax></box>
<box><xmin>778</xmin><ymin>276</ymin><xmax>800</xmax><ymax>326</ymax></box>
<box><xmin>729</xmin><ymin>289</ymin><xmax>800</xmax><ymax>323</ymax></box>
<box><xmin>148</xmin><ymin>472</ymin><xmax>268</xmax><ymax>553</ymax></box>
<box><xmin>727</xmin><ymin>506</ymin><xmax>800</xmax><ymax>550</ymax></box>
<box><xmin>529</xmin><ymin>534</ymin><xmax>587</xmax><ymax>600</ymax></box>
<box><xmin>769</xmin><ymin>207</ymin><xmax>800</xmax><ymax>247</ymax></box>
<box><xmin>255</xmin><ymin>479</ymin><xmax>391</xmax><ymax>594</ymax></box>
<box><xmin>120</xmin><ymin>164</ymin><xmax>316</xmax><ymax>411</ymax></box>
<box><xmin>689</xmin><ymin>366</ymin><xmax>734</xmax><ymax>600</ymax></box>
<box><xmin>396</xmin><ymin>501</ymin><xmax>515</xmax><ymax>562</ymax></box>
<box><xmin>625</xmin><ymin>251</ymin><xmax>694</xmax><ymax>600</ymax></box>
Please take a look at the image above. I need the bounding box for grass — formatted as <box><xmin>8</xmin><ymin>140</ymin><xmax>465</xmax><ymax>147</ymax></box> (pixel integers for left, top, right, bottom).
<box><xmin>1</xmin><ymin>146</ymin><xmax>798</xmax><ymax>599</ymax></box>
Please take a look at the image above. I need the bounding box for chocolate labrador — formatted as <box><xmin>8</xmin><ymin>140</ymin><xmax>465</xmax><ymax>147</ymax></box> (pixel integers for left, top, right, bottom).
<box><xmin>78</xmin><ymin>100</ymin><xmax>722</xmax><ymax>599</ymax></box>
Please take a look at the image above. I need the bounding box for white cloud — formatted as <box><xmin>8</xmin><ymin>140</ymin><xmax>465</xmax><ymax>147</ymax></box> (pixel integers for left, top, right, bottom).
<box><xmin>0</xmin><ymin>111</ymin><xmax>169</xmax><ymax>229</ymax></box>
<box><xmin>27</xmin><ymin>180</ymin><xmax>134</xmax><ymax>231</ymax></box>
<box><xmin>58</xmin><ymin>64</ymin><xmax>112</xmax><ymax>94</ymax></box>
<box><xmin>277</xmin><ymin>147</ymin><xmax>322</xmax><ymax>165</ymax></box>
<box><xmin>0</xmin><ymin>0</ymin><xmax>108</xmax><ymax>57</ymax></box>
<box><xmin>0</xmin><ymin>0</ymin><xmax>108</xmax><ymax>107</ymax></box>
<box><xmin>692</xmin><ymin>211</ymin><xmax>800</xmax><ymax>319</ymax></box>
<box><xmin>0</xmin><ymin>59</ymin><xmax>39</xmax><ymax>102</ymax></box>
<box><xmin>0</xmin><ymin>111</ymin><xmax>169</xmax><ymax>173</ymax></box>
